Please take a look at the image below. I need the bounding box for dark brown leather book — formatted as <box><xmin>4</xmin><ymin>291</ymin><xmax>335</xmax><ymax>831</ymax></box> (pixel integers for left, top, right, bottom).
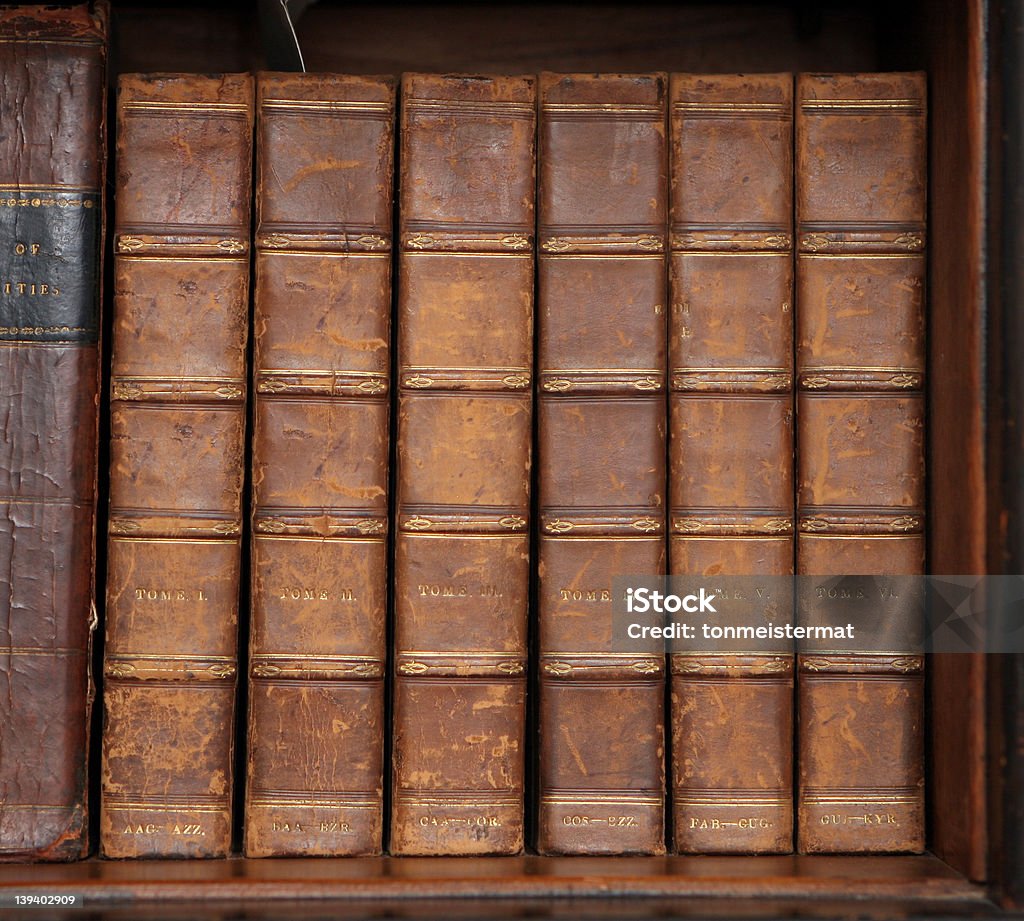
<box><xmin>668</xmin><ymin>73</ymin><xmax>794</xmax><ymax>854</ymax></box>
<box><xmin>535</xmin><ymin>73</ymin><xmax>667</xmax><ymax>856</ymax></box>
<box><xmin>101</xmin><ymin>73</ymin><xmax>254</xmax><ymax>859</ymax></box>
<box><xmin>795</xmin><ymin>73</ymin><xmax>926</xmax><ymax>854</ymax></box>
<box><xmin>0</xmin><ymin>1</ymin><xmax>107</xmax><ymax>862</ymax></box>
<box><xmin>245</xmin><ymin>73</ymin><xmax>395</xmax><ymax>858</ymax></box>
<box><xmin>392</xmin><ymin>73</ymin><xmax>535</xmax><ymax>856</ymax></box>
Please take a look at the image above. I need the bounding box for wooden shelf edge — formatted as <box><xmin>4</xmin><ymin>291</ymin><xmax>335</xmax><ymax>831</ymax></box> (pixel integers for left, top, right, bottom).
<box><xmin>0</xmin><ymin>854</ymin><xmax>993</xmax><ymax>907</ymax></box>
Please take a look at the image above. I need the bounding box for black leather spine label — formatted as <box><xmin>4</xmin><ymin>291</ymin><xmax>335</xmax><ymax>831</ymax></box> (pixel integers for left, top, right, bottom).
<box><xmin>0</xmin><ymin>188</ymin><xmax>101</xmax><ymax>343</ymax></box>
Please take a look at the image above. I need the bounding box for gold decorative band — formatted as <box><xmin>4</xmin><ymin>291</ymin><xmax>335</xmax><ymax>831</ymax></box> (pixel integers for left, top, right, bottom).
<box><xmin>112</xmin><ymin>376</ymin><xmax>244</xmax><ymax>402</ymax></box>
<box><xmin>108</xmin><ymin>510</ymin><xmax>241</xmax><ymax>538</ymax></box>
<box><xmin>401</xmin><ymin>367</ymin><xmax>530</xmax><ymax>391</ymax></box>
<box><xmin>543</xmin><ymin>106</ymin><xmax>663</xmax><ymax>123</ymax></box>
<box><xmin>671</xmin><ymin>655</ymin><xmax>793</xmax><ymax>677</ymax></box>
<box><xmin>542</xmin><ymin>793</ymin><xmax>664</xmax><ymax>806</ymax></box>
<box><xmin>254</xmin><ymin>512</ymin><xmax>386</xmax><ymax>538</ymax></box>
<box><xmin>116</xmin><ymin>233</ymin><xmax>247</xmax><ymax>256</ymax></box>
<box><xmin>0</xmin><ymin>37</ymin><xmax>103</xmax><ymax>47</ymax></box>
<box><xmin>251</xmin><ymin>657</ymin><xmax>384</xmax><ymax>680</ymax></box>
<box><xmin>121</xmin><ymin>101</ymin><xmax>250</xmax><ymax>115</ymax></box>
<box><xmin>0</xmin><ymin>192</ymin><xmax>96</xmax><ymax>208</ymax></box>
<box><xmin>672</xmin><ymin>229</ymin><xmax>790</xmax><ymax>252</ymax></box>
<box><xmin>798</xmin><ymin>512</ymin><xmax>923</xmax><ymax>534</ymax></box>
<box><xmin>399</xmin><ymin>533</ymin><xmax>525</xmax><ymax>542</ymax></box>
<box><xmin>798</xmin><ymin>228</ymin><xmax>925</xmax><ymax>254</ymax></box>
<box><xmin>0</xmin><ymin>647</ymin><xmax>84</xmax><ymax>657</ymax></box>
<box><xmin>544</xmin><ymin>103</ymin><xmax>662</xmax><ymax>114</ymax></box>
<box><xmin>0</xmin><ymin>184</ymin><xmax>95</xmax><ymax>192</ymax></box>
<box><xmin>798</xmin><ymin>369</ymin><xmax>923</xmax><ymax>391</ymax></box>
<box><xmin>0</xmin><ymin>325</ymin><xmax>91</xmax><ymax>337</ymax></box>
<box><xmin>799</xmin><ymin>654</ymin><xmax>924</xmax><ymax>674</ymax></box>
<box><xmin>679</xmin><ymin>100</ymin><xmax>790</xmax><ymax>109</ymax></box>
<box><xmin>104</xmin><ymin>655</ymin><xmax>236</xmax><ymax>681</ymax></box>
<box><xmin>404</xmin><ymin>100</ymin><xmax>534</xmax><ymax>118</ymax></box>
<box><xmin>540</xmin><ymin>233</ymin><xmax>664</xmax><ymax>254</ymax></box>
<box><xmin>258</xmin><ymin>231</ymin><xmax>389</xmax><ymax>252</ymax></box>
<box><xmin>394</xmin><ymin>795</ymin><xmax>521</xmax><ymax>807</ymax></box>
<box><xmin>672</xmin><ymin>369</ymin><xmax>791</xmax><ymax>393</ymax></box>
<box><xmin>401</xmin><ymin>511</ymin><xmax>527</xmax><ymax>534</ymax></box>
<box><xmin>541</xmin><ymin>657</ymin><xmax>664</xmax><ymax>678</ymax></box>
<box><xmin>256</xmin><ymin>370</ymin><xmax>388</xmax><ymax>397</ymax></box>
<box><xmin>0</xmin><ymin>803</ymin><xmax>81</xmax><ymax>810</ymax></box>
<box><xmin>541</xmin><ymin>369</ymin><xmax>664</xmax><ymax>394</ymax></box>
<box><xmin>261</xmin><ymin>99</ymin><xmax>391</xmax><ymax>116</ymax></box>
<box><xmin>673</xmin><ymin>789</ymin><xmax>790</xmax><ymax>805</ymax></box>
<box><xmin>248</xmin><ymin>795</ymin><xmax>380</xmax><ymax>808</ymax></box>
<box><xmin>403</xmin><ymin>230</ymin><xmax>531</xmax><ymax>252</ymax></box>
<box><xmin>674</xmin><ymin>101</ymin><xmax>789</xmax><ymax>118</ymax></box>
<box><xmin>102</xmin><ymin>804</ymin><xmax>227</xmax><ymax>814</ymax></box>
<box><xmin>800</xmin><ymin>99</ymin><xmax>923</xmax><ymax>113</ymax></box>
<box><xmin>396</xmin><ymin>654</ymin><xmax>525</xmax><ymax>677</ymax></box>
<box><xmin>541</xmin><ymin>513</ymin><xmax>663</xmax><ymax>536</ymax></box>
<box><xmin>671</xmin><ymin>514</ymin><xmax>793</xmax><ymax>535</ymax></box>
<box><xmin>801</xmin><ymin>785</ymin><xmax>920</xmax><ymax>801</ymax></box>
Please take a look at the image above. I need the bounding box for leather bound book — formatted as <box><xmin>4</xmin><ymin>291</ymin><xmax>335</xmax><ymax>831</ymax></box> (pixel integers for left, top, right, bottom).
<box><xmin>0</xmin><ymin>1</ymin><xmax>107</xmax><ymax>862</ymax></box>
<box><xmin>245</xmin><ymin>73</ymin><xmax>395</xmax><ymax>858</ymax></box>
<box><xmin>795</xmin><ymin>73</ymin><xmax>926</xmax><ymax>854</ymax></box>
<box><xmin>668</xmin><ymin>74</ymin><xmax>794</xmax><ymax>855</ymax></box>
<box><xmin>536</xmin><ymin>72</ymin><xmax>668</xmax><ymax>857</ymax></box>
<box><xmin>392</xmin><ymin>73</ymin><xmax>535</xmax><ymax>856</ymax></box>
<box><xmin>101</xmin><ymin>74</ymin><xmax>253</xmax><ymax>859</ymax></box>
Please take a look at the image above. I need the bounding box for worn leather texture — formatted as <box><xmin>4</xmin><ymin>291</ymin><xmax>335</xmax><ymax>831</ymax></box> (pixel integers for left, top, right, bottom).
<box><xmin>101</xmin><ymin>73</ymin><xmax>253</xmax><ymax>859</ymax></box>
<box><xmin>536</xmin><ymin>73</ymin><xmax>667</xmax><ymax>856</ymax></box>
<box><xmin>795</xmin><ymin>72</ymin><xmax>926</xmax><ymax>854</ymax></box>
<box><xmin>245</xmin><ymin>73</ymin><xmax>394</xmax><ymax>858</ymax></box>
<box><xmin>669</xmin><ymin>73</ymin><xmax>795</xmax><ymax>855</ymax></box>
<box><xmin>392</xmin><ymin>73</ymin><xmax>535</xmax><ymax>856</ymax></box>
<box><xmin>0</xmin><ymin>1</ymin><xmax>107</xmax><ymax>862</ymax></box>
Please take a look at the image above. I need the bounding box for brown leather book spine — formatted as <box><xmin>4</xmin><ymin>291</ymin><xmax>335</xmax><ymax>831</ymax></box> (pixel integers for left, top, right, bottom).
<box><xmin>101</xmin><ymin>74</ymin><xmax>253</xmax><ymax>858</ymax></box>
<box><xmin>535</xmin><ymin>73</ymin><xmax>667</xmax><ymax>856</ymax></box>
<box><xmin>795</xmin><ymin>73</ymin><xmax>926</xmax><ymax>854</ymax></box>
<box><xmin>244</xmin><ymin>74</ymin><xmax>395</xmax><ymax>858</ymax></box>
<box><xmin>668</xmin><ymin>73</ymin><xmax>794</xmax><ymax>854</ymax></box>
<box><xmin>392</xmin><ymin>73</ymin><xmax>535</xmax><ymax>856</ymax></box>
<box><xmin>0</xmin><ymin>2</ymin><xmax>107</xmax><ymax>862</ymax></box>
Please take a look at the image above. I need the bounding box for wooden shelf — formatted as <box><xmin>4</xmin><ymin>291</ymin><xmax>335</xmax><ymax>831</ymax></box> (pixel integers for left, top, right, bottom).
<box><xmin>0</xmin><ymin>854</ymin><xmax>993</xmax><ymax>911</ymax></box>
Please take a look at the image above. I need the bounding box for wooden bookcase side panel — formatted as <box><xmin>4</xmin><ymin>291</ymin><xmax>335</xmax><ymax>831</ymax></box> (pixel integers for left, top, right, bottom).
<box><xmin>923</xmin><ymin>0</ymin><xmax>990</xmax><ymax>885</ymax></box>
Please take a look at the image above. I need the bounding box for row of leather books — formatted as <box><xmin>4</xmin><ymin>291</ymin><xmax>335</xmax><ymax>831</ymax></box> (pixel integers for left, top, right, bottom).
<box><xmin>0</xmin><ymin>5</ymin><xmax>925</xmax><ymax>863</ymax></box>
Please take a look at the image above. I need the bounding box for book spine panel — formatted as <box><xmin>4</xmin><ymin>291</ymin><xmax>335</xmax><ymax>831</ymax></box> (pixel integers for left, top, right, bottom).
<box><xmin>245</xmin><ymin>74</ymin><xmax>395</xmax><ymax>858</ymax></box>
<box><xmin>668</xmin><ymin>73</ymin><xmax>795</xmax><ymax>854</ymax></box>
<box><xmin>392</xmin><ymin>74</ymin><xmax>535</xmax><ymax>856</ymax></box>
<box><xmin>101</xmin><ymin>73</ymin><xmax>253</xmax><ymax>858</ymax></box>
<box><xmin>795</xmin><ymin>72</ymin><xmax>926</xmax><ymax>854</ymax></box>
<box><xmin>536</xmin><ymin>72</ymin><xmax>668</xmax><ymax>856</ymax></box>
<box><xmin>0</xmin><ymin>1</ymin><xmax>108</xmax><ymax>861</ymax></box>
